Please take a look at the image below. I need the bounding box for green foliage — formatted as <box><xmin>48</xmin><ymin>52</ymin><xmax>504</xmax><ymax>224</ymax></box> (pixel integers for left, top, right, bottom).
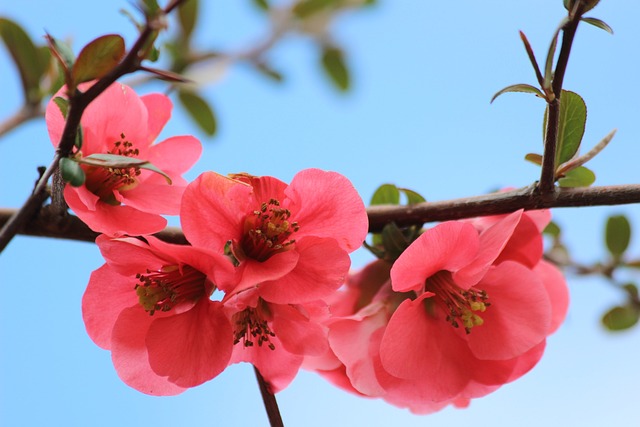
<box><xmin>543</xmin><ymin>90</ymin><xmax>587</xmax><ymax>167</ymax></box>
<box><xmin>178</xmin><ymin>0</ymin><xmax>199</xmax><ymax>40</ymax></box>
<box><xmin>53</xmin><ymin>97</ymin><xmax>69</xmax><ymax>119</ymax></box>
<box><xmin>72</xmin><ymin>35</ymin><xmax>125</xmax><ymax>85</ymax></box>
<box><xmin>557</xmin><ymin>166</ymin><xmax>595</xmax><ymax>187</ymax></box>
<box><xmin>490</xmin><ymin>84</ymin><xmax>544</xmax><ymax>103</ymax></box>
<box><xmin>371</xmin><ymin>184</ymin><xmax>400</xmax><ymax>206</ymax></box>
<box><xmin>252</xmin><ymin>0</ymin><xmax>270</xmax><ymax>11</ymax></box>
<box><xmin>293</xmin><ymin>0</ymin><xmax>338</xmax><ymax>18</ymax></box>
<box><xmin>602</xmin><ymin>305</ymin><xmax>639</xmax><ymax>331</ymax></box>
<box><xmin>254</xmin><ymin>62</ymin><xmax>284</xmax><ymax>83</ymax></box>
<box><xmin>178</xmin><ymin>90</ymin><xmax>218</xmax><ymax>136</ymax></box>
<box><xmin>543</xmin><ymin>221</ymin><xmax>561</xmax><ymax>238</ymax></box>
<box><xmin>0</xmin><ymin>17</ymin><xmax>50</xmax><ymax>104</ymax></box>
<box><xmin>59</xmin><ymin>157</ymin><xmax>86</xmax><ymax>187</ymax></box>
<box><xmin>581</xmin><ymin>17</ymin><xmax>613</xmax><ymax>34</ymax></box>
<box><xmin>46</xmin><ymin>34</ymin><xmax>75</xmax><ymax>72</ymax></box>
<box><xmin>321</xmin><ymin>46</ymin><xmax>350</xmax><ymax>92</ymax></box>
<box><xmin>563</xmin><ymin>0</ymin><xmax>600</xmax><ymax>13</ymax></box>
<box><xmin>524</xmin><ymin>153</ymin><xmax>543</xmax><ymax>165</ymax></box>
<box><xmin>605</xmin><ymin>215</ymin><xmax>631</xmax><ymax>258</ymax></box>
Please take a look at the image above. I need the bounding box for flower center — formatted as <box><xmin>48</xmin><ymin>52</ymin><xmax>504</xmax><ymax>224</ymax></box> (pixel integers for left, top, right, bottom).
<box><xmin>425</xmin><ymin>271</ymin><xmax>491</xmax><ymax>334</ymax></box>
<box><xmin>135</xmin><ymin>264</ymin><xmax>208</xmax><ymax>315</ymax></box>
<box><xmin>239</xmin><ymin>198</ymin><xmax>299</xmax><ymax>262</ymax></box>
<box><xmin>84</xmin><ymin>133</ymin><xmax>141</xmax><ymax>205</ymax></box>
<box><xmin>232</xmin><ymin>299</ymin><xmax>276</xmax><ymax>350</ymax></box>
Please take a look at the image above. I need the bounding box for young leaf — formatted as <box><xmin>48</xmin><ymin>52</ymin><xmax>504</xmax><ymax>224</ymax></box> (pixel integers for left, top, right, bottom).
<box><xmin>293</xmin><ymin>0</ymin><xmax>336</xmax><ymax>18</ymax></box>
<box><xmin>72</xmin><ymin>35</ymin><xmax>125</xmax><ymax>85</ymax></box>
<box><xmin>46</xmin><ymin>34</ymin><xmax>75</xmax><ymax>71</ymax></box>
<box><xmin>605</xmin><ymin>215</ymin><xmax>631</xmax><ymax>258</ymax></box>
<box><xmin>543</xmin><ymin>90</ymin><xmax>587</xmax><ymax>166</ymax></box>
<box><xmin>252</xmin><ymin>0</ymin><xmax>270</xmax><ymax>11</ymax></box>
<box><xmin>321</xmin><ymin>46</ymin><xmax>350</xmax><ymax>92</ymax></box>
<box><xmin>400</xmin><ymin>188</ymin><xmax>426</xmax><ymax>205</ymax></box>
<box><xmin>602</xmin><ymin>305</ymin><xmax>639</xmax><ymax>331</ymax></box>
<box><xmin>490</xmin><ymin>84</ymin><xmax>544</xmax><ymax>103</ymax></box>
<box><xmin>543</xmin><ymin>221</ymin><xmax>561</xmax><ymax>238</ymax></box>
<box><xmin>77</xmin><ymin>153</ymin><xmax>173</xmax><ymax>184</ymax></box>
<box><xmin>0</xmin><ymin>18</ymin><xmax>47</xmax><ymax>104</ymax></box>
<box><xmin>178</xmin><ymin>90</ymin><xmax>217</xmax><ymax>136</ymax></box>
<box><xmin>581</xmin><ymin>17</ymin><xmax>613</xmax><ymax>34</ymax></box>
<box><xmin>53</xmin><ymin>97</ymin><xmax>69</xmax><ymax>118</ymax></box>
<box><xmin>524</xmin><ymin>153</ymin><xmax>543</xmax><ymax>165</ymax></box>
<box><xmin>178</xmin><ymin>0</ymin><xmax>199</xmax><ymax>40</ymax></box>
<box><xmin>59</xmin><ymin>157</ymin><xmax>86</xmax><ymax>187</ymax></box>
<box><xmin>370</xmin><ymin>184</ymin><xmax>400</xmax><ymax>206</ymax></box>
<box><xmin>557</xmin><ymin>166</ymin><xmax>595</xmax><ymax>187</ymax></box>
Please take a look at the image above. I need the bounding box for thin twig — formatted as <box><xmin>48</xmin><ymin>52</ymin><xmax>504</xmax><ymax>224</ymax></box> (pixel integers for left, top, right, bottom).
<box><xmin>254</xmin><ymin>366</ymin><xmax>284</xmax><ymax>427</ymax></box>
<box><xmin>4</xmin><ymin>184</ymin><xmax>640</xmax><ymax>244</ymax></box>
<box><xmin>0</xmin><ymin>104</ymin><xmax>44</xmax><ymax>139</ymax></box>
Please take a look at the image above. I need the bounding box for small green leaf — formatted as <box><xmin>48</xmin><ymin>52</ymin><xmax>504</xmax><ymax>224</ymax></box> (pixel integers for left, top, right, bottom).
<box><xmin>400</xmin><ymin>188</ymin><xmax>426</xmax><ymax>205</ymax></box>
<box><xmin>370</xmin><ymin>184</ymin><xmax>400</xmax><ymax>206</ymax></box>
<box><xmin>381</xmin><ymin>222</ymin><xmax>410</xmax><ymax>260</ymax></box>
<box><xmin>72</xmin><ymin>35</ymin><xmax>125</xmax><ymax>85</ymax></box>
<box><xmin>53</xmin><ymin>97</ymin><xmax>69</xmax><ymax>118</ymax></box>
<box><xmin>581</xmin><ymin>17</ymin><xmax>613</xmax><ymax>34</ymax></box>
<box><xmin>0</xmin><ymin>18</ymin><xmax>47</xmax><ymax>104</ymax></box>
<box><xmin>602</xmin><ymin>305</ymin><xmax>639</xmax><ymax>331</ymax></box>
<box><xmin>252</xmin><ymin>0</ymin><xmax>270</xmax><ymax>11</ymax></box>
<box><xmin>46</xmin><ymin>33</ymin><xmax>75</xmax><ymax>71</ymax></box>
<box><xmin>75</xmin><ymin>125</ymin><xmax>83</xmax><ymax>150</ymax></box>
<box><xmin>293</xmin><ymin>0</ymin><xmax>337</xmax><ymax>18</ymax></box>
<box><xmin>605</xmin><ymin>215</ymin><xmax>631</xmax><ymax>258</ymax></box>
<box><xmin>557</xmin><ymin>166</ymin><xmax>595</xmax><ymax>187</ymax></box>
<box><xmin>543</xmin><ymin>27</ymin><xmax>561</xmax><ymax>89</ymax></box>
<box><xmin>564</xmin><ymin>0</ymin><xmax>600</xmax><ymax>13</ymax></box>
<box><xmin>77</xmin><ymin>153</ymin><xmax>173</xmax><ymax>184</ymax></box>
<box><xmin>254</xmin><ymin>62</ymin><xmax>284</xmax><ymax>82</ymax></box>
<box><xmin>524</xmin><ymin>153</ymin><xmax>543</xmax><ymax>165</ymax></box>
<box><xmin>543</xmin><ymin>221</ymin><xmax>561</xmax><ymax>238</ymax></box>
<box><xmin>59</xmin><ymin>157</ymin><xmax>86</xmax><ymax>187</ymax></box>
<box><xmin>178</xmin><ymin>90</ymin><xmax>217</xmax><ymax>136</ymax></box>
<box><xmin>490</xmin><ymin>84</ymin><xmax>544</xmax><ymax>103</ymax></box>
<box><xmin>543</xmin><ymin>90</ymin><xmax>587</xmax><ymax>166</ymax></box>
<box><xmin>321</xmin><ymin>46</ymin><xmax>350</xmax><ymax>92</ymax></box>
<box><xmin>178</xmin><ymin>0</ymin><xmax>199</xmax><ymax>40</ymax></box>
<box><xmin>623</xmin><ymin>283</ymin><xmax>638</xmax><ymax>300</ymax></box>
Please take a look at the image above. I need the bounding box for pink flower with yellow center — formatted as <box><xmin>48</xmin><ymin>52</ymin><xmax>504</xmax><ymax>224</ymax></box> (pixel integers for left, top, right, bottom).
<box><xmin>46</xmin><ymin>82</ymin><xmax>202</xmax><ymax>236</ymax></box>
<box><xmin>180</xmin><ymin>168</ymin><xmax>368</xmax><ymax>390</ymax></box>
<box><xmin>82</xmin><ymin>235</ymin><xmax>234</xmax><ymax>395</ymax></box>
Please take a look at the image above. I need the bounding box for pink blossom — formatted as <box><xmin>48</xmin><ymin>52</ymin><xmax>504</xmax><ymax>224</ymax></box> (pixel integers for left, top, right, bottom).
<box><xmin>180</xmin><ymin>168</ymin><xmax>368</xmax><ymax>389</ymax></box>
<box><xmin>82</xmin><ymin>235</ymin><xmax>234</xmax><ymax>395</ymax></box>
<box><xmin>313</xmin><ymin>210</ymin><xmax>569</xmax><ymax>412</ymax></box>
<box><xmin>46</xmin><ymin>82</ymin><xmax>202</xmax><ymax>236</ymax></box>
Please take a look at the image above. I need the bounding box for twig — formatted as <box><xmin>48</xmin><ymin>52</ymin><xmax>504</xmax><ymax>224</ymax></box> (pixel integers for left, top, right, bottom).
<box><xmin>0</xmin><ymin>104</ymin><xmax>44</xmax><ymax>139</ymax></box>
<box><xmin>3</xmin><ymin>184</ymin><xmax>640</xmax><ymax>244</ymax></box>
<box><xmin>254</xmin><ymin>366</ymin><xmax>284</xmax><ymax>427</ymax></box>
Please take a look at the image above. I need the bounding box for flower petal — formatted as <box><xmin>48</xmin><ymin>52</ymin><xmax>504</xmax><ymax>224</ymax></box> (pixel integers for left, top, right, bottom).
<box><xmin>534</xmin><ymin>260</ymin><xmax>569</xmax><ymax>334</ymax></box>
<box><xmin>285</xmin><ymin>169</ymin><xmax>368</xmax><ymax>253</ymax></box>
<box><xmin>140</xmin><ymin>93</ymin><xmax>172</xmax><ymax>143</ymax></box>
<box><xmin>390</xmin><ymin>221</ymin><xmax>479</xmax><ymax>293</ymax></box>
<box><xmin>146</xmin><ymin>135</ymin><xmax>202</xmax><ymax>177</ymax></box>
<box><xmin>146</xmin><ymin>300</ymin><xmax>233</xmax><ymax>388</ymax></box>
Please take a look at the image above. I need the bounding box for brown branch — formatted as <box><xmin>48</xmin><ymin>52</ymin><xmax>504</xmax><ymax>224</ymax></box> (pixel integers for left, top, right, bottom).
<box><xmin>254</xmin><ymin>366</ymin><xmax>284</xmax><ymax>427</ymax></box>
<box><xmin>0</xmin><ymin>103</ymin><xmax>44</xmax><ymax>139</ymax></box>
<box><xmin>3</xmin><ymin>184</ymin><xmax>640</xmax><ymax>244</ymax></box>
<box><xmin>538</xmin><ymin>1</ymin><xmax>586</xmax><ymax>195</ymax></box>
<box><xmin>0</xmin><ymin>0</ymin><xmax>189</xmax><ymax>254</ymax></box>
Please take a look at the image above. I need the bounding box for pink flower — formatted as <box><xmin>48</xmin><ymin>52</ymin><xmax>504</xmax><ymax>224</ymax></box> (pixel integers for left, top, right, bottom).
<box><xmin>82</xmin><ymin>235</ymin><xmax>234</xmax><ymax>395</ymax></box>
<box><xmin>180</xmin><ymin>168</ymin><xmax>368</xmax><ymax>389</ymax></box>
<box><xmin>380</xmin><ymin>210</ymin><xmax>568</xmax><ymax>402</ymax></box>
<box><xmin>312</xmin><ymin>210</ymin><xmax>569</xmax><ymax>412</ymax></box>
<box><xmin>46</xmin><ymin>82</ymin><xmax>202</xmax><ymax>236</ymax></box>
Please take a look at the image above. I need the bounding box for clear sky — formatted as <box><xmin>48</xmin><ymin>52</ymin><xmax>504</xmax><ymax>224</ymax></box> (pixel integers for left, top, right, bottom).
<box><xmin>1</xmin><ymin>1</ymin><xmax>640</xmax><ymax>426</ymax></box>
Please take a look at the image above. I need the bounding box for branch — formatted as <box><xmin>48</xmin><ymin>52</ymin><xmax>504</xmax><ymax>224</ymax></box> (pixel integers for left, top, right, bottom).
<box><xmin>0</xmin><ymin>0</ymin><xmax>188</xmax><ymax>254</ymax></box>
<box><xmin>254</xmin><ymin>366</ymin><xmax>284</xmax><ymax>427</ymax></box>
<box><xmin>0</xmin><ymin>103</ymin><xmax>43</xmax><ymax>139</ymax></box>
<box><xmin>4</xmin><ymin>184</ymin><xmax>640</xmax><ymax>244</ymax></box>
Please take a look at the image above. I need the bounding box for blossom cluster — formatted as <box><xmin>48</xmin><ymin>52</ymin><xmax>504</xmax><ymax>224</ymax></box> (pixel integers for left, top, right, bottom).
<box><xmin>48</xmin><ymin>82</ymin><xmax>569</xmax><ymax>412</ymax></box>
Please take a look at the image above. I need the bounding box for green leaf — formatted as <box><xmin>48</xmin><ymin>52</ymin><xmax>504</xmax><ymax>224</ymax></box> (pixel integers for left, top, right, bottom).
<box><xmin>543</xmin><ymin>90</ymin><xmax>587</xmax><ymax>166</ymax></box>
<box><xmin>623</xmin><ymin>283</ymin><xmax>638</xmax><ymax>300</ymax></box>
<box><xmin>72</xmin><ymin>35</ymin><xmax>125</xmax><ymax>85</ymax></box>
<box><xmin>46</xmin><ymin>34</ymin><xmax>75</xmax><ymax>70</ymax></box>
<box><xmin>564</xmin><ymin>0</ymin><xmax>600</xmax><ymax>13</ymax></box>
<box><xmin>400</xmin><ymin>188</ymin><xmax>426</xmax><ymax>205</ymax></box>
<box><xmin>75</xmin><ymin>125</ymin><xmax>83</xmax><ymax>150</ymax></box>
<box><xmin>605</xmin><ymin>215</ymin><xmax>631</xmax><ymax>258</ymax></box>
<box><xmin>53</xmin><ymin>97</ymin><xmax>69</xmax><ymax>118</ymax></box>
<box><xmin>370</xmin><ymin>184</ymin><xmax>400</xmax><ymax>206</ymax></box>
<box><xmin>293</xmin><ymin>0</ymin><xmax>337</xmax><ymax>18</ymax></box>
<box><xmin>490</xmin><ymin>84</ymin><xmax>544</xmax><ymax>103</ymax></box>
<box><xmin>178</xmin><ymin>0</ymin><xmax>199</xmax><ymax>40</ymax></box>
<box><xmin>543</xmin><ymin>221</ymin><xmax>561</xmax><ymax>238</ymax></box>
<box><xmin>524</xmin><ymin>153</ymin><xmax>543</xmax><ymax>165</ymax></box>
<box><xmin>77</xmin><ymin>153</ymin><xmax>172</xmax><ymax>184</ymax></box>
<box><xmin>59</xmin><ymin>157</ymin><xmax>86</xmax><ymax>187</ymax></box>
<box><xmin>543</xmin><ymin>27</ymin><xmax>560</xmax><ymax>89</ymax></box>
<box><xmin>178</xmin><ymin>90</ymin><xmax>217</xmax><ymax>136</ymax></box>
<box><xmin>602</xmin><ymin>305</ymin><xmax>639</xmax><ymax>331</ymax></box>
<box><xmin>254</xmin><ymin>62</ymin><xmax>284</xmax><ymax>82</ymax></box>
<box><xmin>252</xmin><ymin>0</ymin><xmax>270</xmax><ymax>11</ymax></box>
<box><xmin>321</xmin><ymin>46</ymin><xmax>350</xmax><ymax>92</ymax></box>
<box><xmin>581</xmin><ymin>17</ymin><xmax>613</xmax><ymax>34</ymax></box>
<box><xmin>557</xmin><ymin>166</ymin><xmax>595</xmax><ymax>187</ymax></box>
<box><xmin>380</xmin><ymin>222</ymin><xmax>410</xmax><ymax>259</ymax></box>
<box><xmin>0</xmin><ymin>18</ymin><xmax>47</xmax><ymax>104</ymax></box>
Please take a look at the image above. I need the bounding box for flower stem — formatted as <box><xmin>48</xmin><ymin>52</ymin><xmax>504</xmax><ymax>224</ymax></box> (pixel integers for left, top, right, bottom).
<box><xmin>254</xmin><ymin>366</ymin><xmax>284</xmax><ymax>427</ymax></box>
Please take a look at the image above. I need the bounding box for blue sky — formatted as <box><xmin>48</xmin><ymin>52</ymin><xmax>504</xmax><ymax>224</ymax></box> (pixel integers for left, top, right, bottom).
<box><xmin>1</xmin><ymin>1</ymin><xmax>640</xmax><ymax>426</ymax></box>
